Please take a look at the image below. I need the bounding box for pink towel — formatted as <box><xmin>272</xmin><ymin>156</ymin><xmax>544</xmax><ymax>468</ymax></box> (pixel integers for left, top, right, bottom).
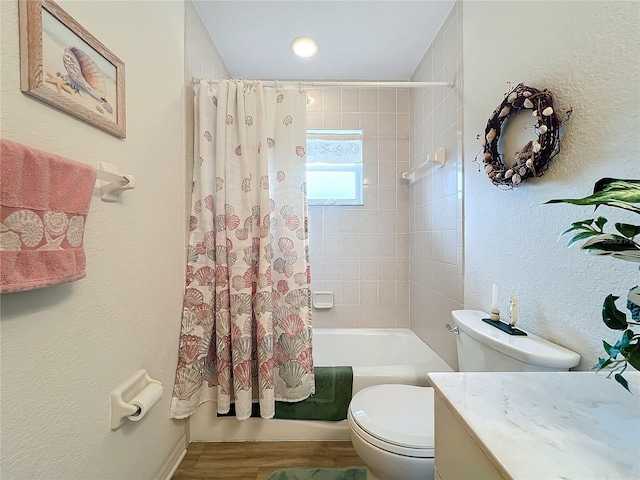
<box><xmin>1</xmin><ymin>139</ymin><xmax>97</xmax><ymax>293</ymax></box>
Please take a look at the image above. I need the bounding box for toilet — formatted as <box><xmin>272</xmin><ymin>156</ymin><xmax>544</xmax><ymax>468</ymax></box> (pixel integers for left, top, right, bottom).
<box><xmin>347</xmin><ymin>310</ymin><xmax>581</xmax><ymax>480</ymax></box>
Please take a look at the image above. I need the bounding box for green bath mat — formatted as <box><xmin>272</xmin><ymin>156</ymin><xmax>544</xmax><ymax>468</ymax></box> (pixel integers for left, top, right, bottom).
<box><xmin>265</xmin><ymin>467</ymin><xmax>367</xmax><ymax>480</ymax></box>
<box><xmin>218</xmin><ymin>366</ymin><xmax>353</xmax><ymax>421</ymax></box>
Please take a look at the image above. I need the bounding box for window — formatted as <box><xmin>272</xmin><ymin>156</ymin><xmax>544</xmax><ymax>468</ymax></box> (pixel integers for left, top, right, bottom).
<box><xmin>306</xmin><ymin>130</ymin><xmax>363</xmax><ymax>206</ymax></box>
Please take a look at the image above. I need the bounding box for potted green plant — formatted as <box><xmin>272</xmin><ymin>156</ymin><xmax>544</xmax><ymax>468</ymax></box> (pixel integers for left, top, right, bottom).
<box><xmin>546</xmin><ymin>178</ymin><xmax>640</xmax><ymax>391</ymax></box>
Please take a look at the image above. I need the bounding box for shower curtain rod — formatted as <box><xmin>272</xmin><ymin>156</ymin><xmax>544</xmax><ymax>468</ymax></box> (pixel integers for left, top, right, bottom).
<box><xmin>192</xmin><ymin>78</ymin><xmax>454</xmax><ymax>88</ymax></box>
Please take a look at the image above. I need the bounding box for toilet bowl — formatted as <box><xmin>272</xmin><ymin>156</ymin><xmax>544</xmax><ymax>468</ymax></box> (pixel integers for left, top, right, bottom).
<box><xmin>347</xmin><ymin>384</ymin><xmax>435</xmax><ymax>480</ymax></box>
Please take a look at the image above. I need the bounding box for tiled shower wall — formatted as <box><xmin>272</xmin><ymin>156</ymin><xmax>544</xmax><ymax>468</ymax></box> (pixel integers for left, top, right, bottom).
<box><xmin>306</xmin><ymin>88</ymin><xmax>411</xmax><ymax>328</ymax></box>
<box><xmin>409</xmin><ymin>4</ymin><xmax>463</xmax><ymax>369</ymax></box>
<box><xmin>184</xmin><ymin>1</ymin><xmax>230</xmax><ymax>240</ymax></box>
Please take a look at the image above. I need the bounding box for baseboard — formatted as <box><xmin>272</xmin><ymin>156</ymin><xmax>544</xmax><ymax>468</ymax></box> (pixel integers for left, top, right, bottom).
<box><xmin>153</xmin><ymin>433</ymin><xmax>187</xmax><ymax>480</ymax></box>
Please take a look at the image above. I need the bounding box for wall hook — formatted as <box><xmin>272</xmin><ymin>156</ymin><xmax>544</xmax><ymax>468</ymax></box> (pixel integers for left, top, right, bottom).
<box><xmin>97</xmin><ymin>162</ymin><xmax>135</xmax><ymax>202</ymax></box>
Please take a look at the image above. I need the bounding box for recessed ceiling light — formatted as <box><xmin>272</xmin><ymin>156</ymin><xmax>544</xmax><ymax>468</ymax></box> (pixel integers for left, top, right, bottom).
<box><xmin>291</xmin><ymin>37</ymin><xmax>318</xmax><ymax>58</ymax></box>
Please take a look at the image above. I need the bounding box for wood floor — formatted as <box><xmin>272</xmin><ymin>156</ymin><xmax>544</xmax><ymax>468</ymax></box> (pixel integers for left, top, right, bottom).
<box><xmin>172</xmin><ymin>441</ymin><xmax>366</xmax><ymax>480</ymax></box>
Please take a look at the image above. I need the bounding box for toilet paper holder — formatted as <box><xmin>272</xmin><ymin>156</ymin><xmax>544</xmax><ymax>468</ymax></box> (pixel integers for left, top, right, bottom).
<box><xmin>110</xmin><ymin>369</ymin><xmax>163</xmax><ymax>430</ymax></box>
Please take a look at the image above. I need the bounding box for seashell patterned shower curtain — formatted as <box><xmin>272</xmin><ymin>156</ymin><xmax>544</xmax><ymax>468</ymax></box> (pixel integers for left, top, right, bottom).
<box><xmin>170</xmin><ymin>80</ymin><xmax>314</xmax><ymax>420</ymax></box>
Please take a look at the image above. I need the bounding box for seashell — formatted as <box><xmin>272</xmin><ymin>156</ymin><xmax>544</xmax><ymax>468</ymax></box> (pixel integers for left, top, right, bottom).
<box><xmin>244</xmin><ymin>115</ymin><xmax>253</xmax><ymax>126</ymax></box>
<box><xmin>484</xmin><ymin>152</ymin><xmax>492</xmax><ymax>162</ymax></box>
<box><xmin>295</xmin><ymin>145</ymin><xmax>305</xmax><ymax>157</ymax></box>
<box><xmin>284</xmin><ymin>249</ymin><xmax>298</xmax><ymax>266</ymax></box>
<box><xmin>285</xmin><ymin>215</ymin><xmax>300</xmax><ymax>231</ymax></box>
<box><xmin>204</xmin><ymin>131</ymin><xmax>212</xmax><ymax>142</ymax></box>
<box><xmin>173</xmin><ymin>366</ymin><xmax>203</xmax><ymax>400</ymax></box>
<box><xmin>505</xmin><ymin>169</ymin><xmax>514</xmax><ymax>179</ymax></box>
<box><xmin>278</xmin><ymin>236</ymin><xmax>295</xmax><ymax>253</ymax></box>
<box><xmin>498</xmin><ymin>106</ymin><xmax>510</xmax><ymax>118</ymax></box>
<box><xmin>296</xmin><ymin>348</ymin><xmax>314</xmax><ymax>374</ymax></box>
<box><xmin>512</xmin><ymin>173</ymin><xmax>522</xmax><ymax>185</ymax></box>
<box><xmin>532</xmin><ymin>110</ymin><xmax>538</xmax><ymax>117</ymax></box>
<box><xmin>62</xmin><ymin>47</ymin><xmax>112</xmax><ymax>113</ymax></box>
<box><xmin>277</xmin><ymin>333</ymin><xmax>307</xmax><ymax>360</ymax></box>
<box><xmin>4</xmin><ymin>209</ymin><xmax>44</xmax><ymax>247</ymax></box>
<box><xmin>542</xmin><ymin>107</ymin><xmax>554</xmax><ymax>116</ymax></box>
<box><xmin>0</xmin><ymin>231</ymin><xmax>21</xmax><ymax>251</ymax></box>
<box><xmin>286</xmin><ymin>288</ymin><xmax>310</xmax><ymax>308</ymax></box>
<box><xmin>44</xmin><ymin>211</ymin><xmax>68</xmax><ymax>237</ymax></box>
<box><xmin>533</xmin><ymin>142</ymin><xmax>541</xmax><ymax>153</ymax></box>
<box><xmin>523</xmin><ymin>98</ymin><xmax>534</xmax><ymax>109</ymax></box>
<box><xmin>204</xmin><ymin>195</ymin><xmax>213</xmax><ymax>212</ymax></box>
<box><xmin>267</xmin><ymin>138</ymin><xmax>275</xmax><ymax>148</ymax></box>
<box><xmin>523</xmin><ymin>91</ymin><xmax>532</xmax><ymax>97</ymax></box>
<box><xmin>230</xmin><ymin>293</ymin><xmax>252</xmax><ymax>316</ymax></box>
<box><xmin>187</xmin><ymin>245</ymin><xmax>199</xmax><ymax>263</ymax></box>
<box><xmin>260</xmin><ymin>175</ymin><xmax>269</xmax><ymax>190</ymax></box>
<box><xmin>540</xmin><ymin>125</ymin><xmax>548</xmax><ymax>134</ymax></box>
<box><xmin>489</xmin><ymin>112</ymin><xmax>496</xmax><ymax>120</ymax></box>
<box><xmin>183</xmin><ymin>288</ymin><xmax>205</xmax><ymax>308</ymax></box>
<box><xmin>278</xmin><ymin>360</ymin><xmax>307</xmax><ymax>389</ymax></box>
<box><xmin>241</xmin><ymin>174</ymin><xmax>252</xmax><ymax>193</ymax></box>
<box><xmin>235</xmin><ymin>145</ymin><xmax>242</xmax><ymax>156</ymax></box>
<box><xmin>519</xmin><ymin>166</ymin><xmax>527</xmax><ymax>176</ymax></box>
<box><xmin>526</xmin><ymin>159</ymin><xmax>534</xmax><ymax>169</ymax></box>
<box><xmin>485</xmin><ymin>165</ymin><xmax>494</xmax><ymax>174</ymax></box>
<box><xmin>276</xmin><ymin>93</ymin><xmax>284</xmax><ymax>103</ymax></box>
<box><xmin>66</xmin><ymin>215</ymin><xmax>85</xmax><ymax>247</ymax></box>
<box><xmin>226</xmin><ymin>115</ymin><xmax>234</xmax><ymax>125</ymax></box>
<box><xmin>488</xmin><ymin>172</ymin><xmax>496</xmax><ymax>179</ymax></box>
<box><xmin>258</xmin><ymin>359</ymin><xmax>275</xmax><ymax>389</ymax></box>
<box><xmin>194</xmin><ymin>265</ymin><xmax>215</xmax><ymax>286</ymax></box>
<box><xmin>486</xmin><ymin>128</ymin><xmax>497</xmax><ymax>143</ymax></box>
<box><xmin>481</xmin><ymin>138</ymin><xmax>486</xmax><ymax>147</ymax></box>
<box><xmin>277</xmin><ymin>170</ymin><xmax>286</xmax><ymax>182</ymax></box>
<box><xmin>281</xmin><ymin>313</ymin><xmax>304</xmax><ymax>337</ymax></box>
<box><xmin>233</xmin><ymin>359</ymin><xmax>253</xmax><ymax>391</ymax></box>
<box><xmin>180</xmin><ymin>334</ymin><xmax>203</xmax><ymax>365</ymax></box>
<box><xmin>495</xmin><ymin>173</ymin><xmax>503</xmax><ymax>179</ymax></box>
<box><xmin>283</xmin><ymin>115</ymin><xmax>293</xmax><ymax>126</ymax></box>
<box><xmin>507</xmin><ymin>91</ymin><xmax>518</xmax><ymax>103</ymax></box>
<box><xmin>232</xmin><ymin>337</ymin><xmax>252</xmax><ymax>366</ymax></box>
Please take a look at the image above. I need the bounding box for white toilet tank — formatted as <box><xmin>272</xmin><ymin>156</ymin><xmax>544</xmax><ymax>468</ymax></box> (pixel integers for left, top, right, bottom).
<box><xmin>452</xmin><ymin>310</ymin><xmax>580</xmax><ymax>372</ymax></box>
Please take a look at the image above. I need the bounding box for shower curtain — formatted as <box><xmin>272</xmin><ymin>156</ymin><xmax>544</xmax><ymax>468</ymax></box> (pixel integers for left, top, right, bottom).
<box><xmin>170</xmin><ymin>80</ymin><xmax>314</xmax><ymax>420</ymax></box>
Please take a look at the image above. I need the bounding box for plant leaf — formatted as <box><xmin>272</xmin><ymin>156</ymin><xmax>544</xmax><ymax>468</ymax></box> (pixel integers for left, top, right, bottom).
<box><xmin>595</xmin><ymin>216</ymin><xmax>608</xmax><ymax>229</ymax></box>
<box><xmin>593</xmin><ymin>357</ymin><xmax>613</xmax><ymax>370</ymax></box>
<box><xmin>560</xmin><ymin>221</ymin><xmax>595</xmax><ymax>237</ymax></box>
<box><xmin>614</xmin><ymin>373</ymin><xmax>631</xmax><ymax>392</ymax></box>
<box><xmin>545</xmin><ymin>178</ymin><xmax>640</xmax><ymax>213</ymax></box>
<box><xmin>580</xmin><ymin>234</ymin><xmax>640</xmax><ymax>262</ymax></box>
<box><xmin>602</xmin><ymin>295</ymin><xmax>628</xmax><ymax>330</ymax></box>
<box><xmin>615</xmin><ymin>223</ymin><xmax>640</xmax><ymax>238</ymax></box>
<box><xmin>626</xmin><ymin>347</ymin><xmax>640</xmax><ymax>371</ymax></box>
<box><xmin>603</xmin><ymin>340</ymin><xmax>614</xmax><ymax>356</ymax></box>
<box><xmin>566</xmin><ymin>231</ymin><xmax>600</xmax><ymax>247</ymax></box>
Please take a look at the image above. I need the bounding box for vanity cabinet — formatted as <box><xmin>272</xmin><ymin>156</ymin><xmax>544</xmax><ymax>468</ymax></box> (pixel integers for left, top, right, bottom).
<box><xmin>433</xmin><ymin>393</ymin><xmax>505</xmax><ymax>480</ymax></box>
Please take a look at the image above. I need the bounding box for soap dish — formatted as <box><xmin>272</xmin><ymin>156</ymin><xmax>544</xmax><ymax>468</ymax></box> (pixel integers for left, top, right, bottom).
<box><xmin>312</xmin><ymin>291</ymin><xmax>334</xmax><ymax>309</ymax></box>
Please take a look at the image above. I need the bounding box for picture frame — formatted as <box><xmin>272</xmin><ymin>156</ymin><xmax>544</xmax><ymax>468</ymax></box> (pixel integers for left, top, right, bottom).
<box><xmin>18</xmin><ymin>0</ymin><xmax>126</xmax><ymax>138</ymax></box>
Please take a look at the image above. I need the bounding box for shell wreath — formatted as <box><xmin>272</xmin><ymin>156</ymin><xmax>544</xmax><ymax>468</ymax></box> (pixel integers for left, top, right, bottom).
<box><xmin>479</xmin><ymin>83</ymin><xmax>571</xmax><ymax>189</ymax></box>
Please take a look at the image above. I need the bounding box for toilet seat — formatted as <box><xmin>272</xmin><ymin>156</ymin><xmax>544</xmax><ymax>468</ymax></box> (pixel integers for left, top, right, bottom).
<box><xmin>348</xmin><ymin>384</ymin><xmax>435</xmax><ymax>458</ymax></box>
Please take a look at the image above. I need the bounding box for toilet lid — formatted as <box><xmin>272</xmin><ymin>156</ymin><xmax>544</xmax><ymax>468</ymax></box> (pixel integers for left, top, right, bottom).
<box><xmin>349</xmin><ymin>385</ymin><xmax>435</xmax><ymax>452</ymax></box>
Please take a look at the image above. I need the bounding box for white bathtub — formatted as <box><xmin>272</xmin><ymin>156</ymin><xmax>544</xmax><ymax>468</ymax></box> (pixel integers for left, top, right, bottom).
<box><xmin>189</xmin><ymin>328</ymin><xmax>452</xmax><ymax>442</ymax></box>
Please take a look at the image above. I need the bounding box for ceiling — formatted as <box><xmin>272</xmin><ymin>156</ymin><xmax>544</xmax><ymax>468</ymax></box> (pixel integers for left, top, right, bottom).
<box><xmin>193</xmin><ymin>1</ymin><xmax>456</xmax><ymax>80</ymax></box>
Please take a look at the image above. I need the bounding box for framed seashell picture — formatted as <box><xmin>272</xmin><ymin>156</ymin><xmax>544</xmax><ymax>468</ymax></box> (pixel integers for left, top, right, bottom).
<box><xmin>18</xmin><ymin>0</ymin><xmax>126</xmax><ymax>138</ymax></box>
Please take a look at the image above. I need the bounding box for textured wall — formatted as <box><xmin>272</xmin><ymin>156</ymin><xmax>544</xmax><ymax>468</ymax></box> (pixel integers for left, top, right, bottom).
<box><xmin>463</xmin><ymin>1</ymin><xmax>640</xmax><ymax>371</ymax></box>
<box><xmin>0</xmin><ymin>1</ymin><xmax>186</xmax><ymax>478</ymax></box>
<box><xmin>409</xmin><ymin>3</ymin><xmax>463</xmax><ymax>368</ymax></box>
<box><xmin>306</xmin><ymin>88</ymin><xmax>411</xmax><ymax>328</ymax></box>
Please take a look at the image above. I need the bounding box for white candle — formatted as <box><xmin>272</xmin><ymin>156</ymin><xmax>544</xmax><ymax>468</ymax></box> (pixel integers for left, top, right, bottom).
<box><xmin>491</xmin><ymin>284</ymin><xmax>498</xmax><ymax>311</ymax></box>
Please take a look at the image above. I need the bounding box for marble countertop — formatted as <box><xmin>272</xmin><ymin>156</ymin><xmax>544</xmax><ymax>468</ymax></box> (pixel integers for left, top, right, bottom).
<box><xmin>427</xmin><ymin>371</ymin><xmax>640</xmax><ymax>480</ymax></box>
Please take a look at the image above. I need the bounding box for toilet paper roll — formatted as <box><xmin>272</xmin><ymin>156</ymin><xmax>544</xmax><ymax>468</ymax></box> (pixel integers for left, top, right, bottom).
<box><xmin>127</xmin><ymin>382</ymin><xmax>163</xmax><ymax>422</ymax></box>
